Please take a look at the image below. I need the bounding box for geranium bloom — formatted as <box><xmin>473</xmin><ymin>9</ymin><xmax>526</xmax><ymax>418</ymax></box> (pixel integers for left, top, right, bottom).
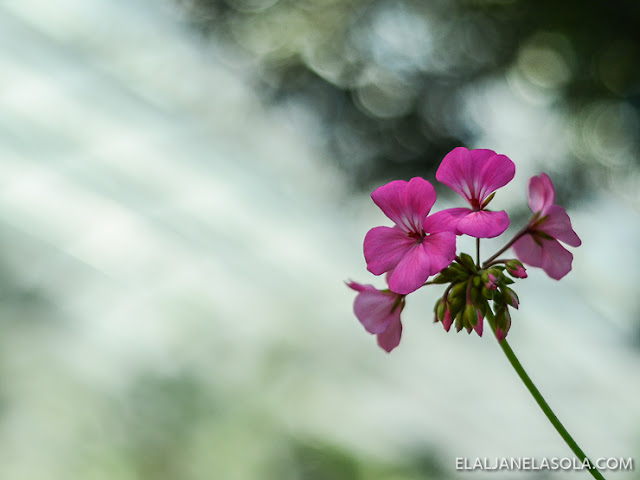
<box><xmin>363</xmin><ymin>177</ymin><xmax>456</xmax><ymax>295</ymax></box>
<box><xmin>430</xmin><ymin>147</ymin><xmax>515</xmax><ymax>238</ymax></box>
<box><xmin>512</xmin><ymin>173</ymin><xmax>581</xmax><ymax>280</ymax></box>
<box><xmin>347</xmin><ymin>281</ymin><xmax>405</xmax><ymax>352</ymax></box>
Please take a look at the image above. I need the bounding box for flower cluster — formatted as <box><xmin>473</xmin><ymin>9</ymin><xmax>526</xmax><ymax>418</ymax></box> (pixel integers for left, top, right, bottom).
<box><xmin>348</xmin><ymin>147</ymin><xmax>581</xmax><ymax>352</ymax></box>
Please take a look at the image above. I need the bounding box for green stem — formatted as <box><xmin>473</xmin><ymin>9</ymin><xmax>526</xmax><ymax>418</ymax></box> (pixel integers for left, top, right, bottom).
<box><xmin>485</xmin><ymin>311</ymin><xmax>606</xmax><ymax>480</ymax></box>
<box><xmin>476</xmin><ymin>238</ymin><xmax>480</xmax><ymax>267</ymax></box>
<box><xmin>482</xmin><ymin>226</ymin><xmax>529</xmax><ymax>267</ymax></box>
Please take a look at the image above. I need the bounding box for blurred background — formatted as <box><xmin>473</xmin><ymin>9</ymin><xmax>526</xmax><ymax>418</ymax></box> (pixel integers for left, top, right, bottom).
<box><xmin>0</xmin><ymin>0</ymin><xmax>639</xmax><ymax>478</ymax></box>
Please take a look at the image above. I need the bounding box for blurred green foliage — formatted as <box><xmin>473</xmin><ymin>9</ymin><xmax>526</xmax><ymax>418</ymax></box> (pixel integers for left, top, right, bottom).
<box><xmin>179</xmin><ymin>0</ymin><xmax>640</xmax><ymax>201</ymax></box>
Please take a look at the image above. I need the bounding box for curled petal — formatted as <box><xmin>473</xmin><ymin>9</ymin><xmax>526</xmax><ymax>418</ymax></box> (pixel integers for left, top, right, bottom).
<box><xmin>527</xmin><ymin>173</ymin><xmax>555</xmax><ymax>215</ymax></box>
<box><xmin>346</xmin><ymin>281</ymin><xmax>374</xmax><ymax>294</ymax></box>
<box><xmin>371</xmin><ymin>178</ymin><xmax>436</xmax><ymax>233</ymax></box>
<box><xmin>377</xmin><ymin>315</ymin><xmax>403</xmax><ymax>352</ymax></box>
<box><xmin>540</xmin><ymin>205</ymin><xmax>582</xmax><ymax>247</ymax></box>
<box><xmin>364</xmin><ymin>226</ymin><xmax>415</xmax><ymax>276</ymax></box>
<box><xmin>456</xmin><ymin>210</ymin><xmax>510</xmax><ymax>238</ymax></box>
<box><xmin>388</xmin><ymin>242</ymin><xmax>432</xmax><ymax>294</ymax></box>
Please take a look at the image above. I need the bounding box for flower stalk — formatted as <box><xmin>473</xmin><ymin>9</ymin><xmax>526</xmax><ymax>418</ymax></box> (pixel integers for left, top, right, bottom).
<box><xmin>485</xmin><ymin>309</ymin><xmax>605</xmax><ymax>480</ymax></box>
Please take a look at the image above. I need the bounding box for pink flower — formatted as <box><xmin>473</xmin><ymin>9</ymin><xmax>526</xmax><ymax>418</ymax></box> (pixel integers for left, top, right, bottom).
<box><xmin>512</xmin><ymin>173</ymin><xmax>581</xmax><ymax>280</ymax></box>
<box><xmin>347</xmin><ymin>281</ymin><xmax>405</xmax><ymax>352</ymax></box>
<box><xmin>363</xmin><ymin>177</ymin><xmax>457</xmax><ymax>295</ymax></box>
<box><xmin>430</xmin><ymin>147</ymin><xmax>515</xmax><ymax>238</ymax></box>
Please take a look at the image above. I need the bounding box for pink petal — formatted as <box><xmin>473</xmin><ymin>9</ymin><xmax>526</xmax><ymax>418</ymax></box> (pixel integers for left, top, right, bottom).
<box><xmin>371</xmin><ymin>178</ymin><xmax>436</xmax><ymax>233</ymax></box>
<box><xmin>423</xmin><ymin>207</ymin><xmax>471</xmax><ymax>234</ymax></box>
<box><xmin>512</xmin><ymin>234</ymin><xmax>544</xmax><ymax>268</ymax></box>
<box><xmin>456</xmin><ymin>209</ymin><xmax>510</xmax><ymax>238</ymax></box>
<box><xmin>364</xmin><ymin>226</ymin><xmax>415</xmax><ymax>275</ymax></box>
<box><xmin>377</xmin><ymin>315</ymin><xmax>402</xmax><ymax>352</ymax></box>
<box><xmin>540</xmin><ymin>239</ymin><xmax>574</xmax><ymax>280</ymax></box>
<box><xmin>540</xmin><ymin>205</ymin><xmax>581</xmax><ymax>247</ymax></box>
<box><xmin>422</xmin><ymin>231</ymin><xmax>457</xmax><ymax>275</ymax></box>
<box><xmin>476</xmin><ymin>153</ymin><xmax>516</xmax><ymax>203</ymax></box>
<box><xmin>436</xmin><ymin>148</ymin><xmax>514</xmax><ymax>205</ymax></box>
<box><xmin>512</xmin><ymin>234</ymin><xmax>574</xmax><ymax>280</ymax></box>
<box><xmin>387</xmin><ymin>242</ymin><xmax>432</xmax><ymax>294</ymax></box>
<box><xmin>352</xmin><ymin>289</ymin><xmax>398</xmax><ymax>334</ymax></box>
<box><xmin>436</xmin><ymin>147</ymin><xmax>490</xmax><ymax>203</ymax></box>
<box><xmin>527</xmin><ymin>173</ymin><xmax>555</xmax><ymax>215</ymax></box>
<box><xmin>405</xmin><ymin>177</ymin><xmax>437</xmax><ymax>230</ymax></box>
<box><xmin>346</xmin><ymin>281</ymin><xmax>375</xmax><ymax>294</ymax></box>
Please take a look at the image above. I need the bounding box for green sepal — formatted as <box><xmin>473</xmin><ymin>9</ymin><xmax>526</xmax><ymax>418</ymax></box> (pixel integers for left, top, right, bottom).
<box><xmin>463</xmin><ymin>304</ymin><xmax>477</xmax><ymax>327</ymax></box>
<box><xmin>448</xmin><ymin>281</ymin><xmax>468</xmax><ymax>300</ymax></box>
<box><xmin>481</xmin><ymin>191</ymin><xmax>496</xmax><ymax>209</ymax></box>
<box><xmin>448</xmin><ymin>296</ymin><xmax>465</xmax><ymax>320</ymax></box>
<box><xmin>436</xmin><ymin>298</ymin><xmax>447</xmax><ymax>322</ymax></box>
<box><xmin>430</xmin><ymin>273</ymin><xmax>451</xmax><ymax>284</ymax></box>
<box><xmin>458</xmin><ymin>253</ymin><xmax>477</xmax><ymax>272</ymax></box>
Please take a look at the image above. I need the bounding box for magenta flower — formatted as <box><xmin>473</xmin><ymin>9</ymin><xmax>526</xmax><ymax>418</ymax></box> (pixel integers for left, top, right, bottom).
<box><xmin>430</xmin><ymin>147</ymin><xmax>515</xmax><ymax>238</ymax></box>
<box><xmin>512</xmin><ymin>173</ymin><xmax>581</xmax><ymax>280</ymax></box>
<box><xmin>363</xmin><ymin>177</ymin><xmax>457</xmax><ymax>295</ymax></box>
<box><xmin>347</xmin><ymin>281</ymin><xmax>405</xmax><ymax>352</ymax></box>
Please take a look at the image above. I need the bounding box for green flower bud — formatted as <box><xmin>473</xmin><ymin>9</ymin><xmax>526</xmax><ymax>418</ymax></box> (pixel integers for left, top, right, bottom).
<box><xmin>457</xmin><ymin>253</ymin><xmax>477</xmax><ymax>272</ymax></box>
<box><xmin>455</xmin><ymin>311</ymin><xmax>464</xmax><ymax>332</ymax></box>
<box><xmin>463</xmin><ymin>304</ymin><xmax>477</xmax><ymax>327</ymax></box>
<box><xmin>448</xmin><ymin>281</ymin><xmax>468</xmax><ymax>301</ymax></box>
<box><xmin>436</xmin><ymin>298</ymin><xmax>447</xmax><ymax>322</ymax></box>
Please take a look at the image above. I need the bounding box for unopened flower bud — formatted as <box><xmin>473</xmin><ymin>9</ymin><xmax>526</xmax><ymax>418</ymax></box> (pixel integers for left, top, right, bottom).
<box><xmin>457</xmin><ymin>253</ymin><xmax>477</xmax><ymax>272</ymax></box>
<box><xmin>504</xmin><ymin>287</ymin><xmax>519</xmax><ymax>309</ymax></box>
<box><xmin>506</xmin><ymin>260</ymin><xmax>527</xmax><ymax>279</ymax></box>
<box><xmin>484</xmin><ymin>273</ymin><xmax>498</xmax><ymax>290</ymax></box>
<box><xmin>436</xmin><ymin>297</ymin><xmax>447</xmax><ymax>322</ymax></box>
<box><xmin>495</xmin><ymin>307</ymin><xmax>512</xmax><ymax>341</ymax></box>
<box><xmin>448</xmin><ymin>281</ymin><xmax>468</xmax><ymax>302</ymax></box>
<box><xmin>442</xmin><ymin>309</ymin><xmax>453</xmax><ymax>332</ymax></box>
<box><xmin>463</xmin><ymin>304</ymin><xmax>477</xmax><ymax>328</ymax></box>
